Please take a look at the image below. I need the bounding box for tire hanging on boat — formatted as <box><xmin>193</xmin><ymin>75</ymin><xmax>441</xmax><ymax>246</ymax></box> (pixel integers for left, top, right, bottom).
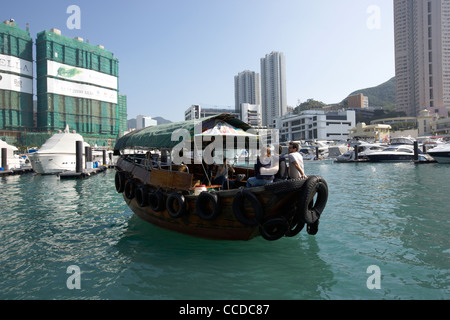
<box><xmin>149</xmin><ymin>190</ymin><xmax>165</xmax><ymax>212</ymax></box>
<box><xmin>196</xmin><ymin>192</ymin><xmax>221</xmax><ymax>220</ymax></box>
<box><xmin>259</xmin><ymin>217</ymin><xmax>289</xmax><ymax>241</ymax></box>
<box><xmin>166</xmin><ymin>193</ymin><xmax>187</xmax><ymax>218</ymax></box>
<box><xmin>232</xmin><ymin>189</ymin><xmax>264</xmax><ymax>226</ymax></box>
<box><xmin>297</xmin><ymin>175</ymin><xmax>328</xmax><ymax>225</ymax></box>
<box><xmin>124</xmin><ymin>179</ymin><xmax>136</xmax><ymax>200</ymax></box>
<box><xmin>284</xmin><ymin>207</ymin><xmax>305</xmax><ymax>238</ymax></box>
<box><xmin>307</xmin><ymin>220</ymin><xmax>319</xmax><ymax>235</ymax></box>
<box><xmin>135</xmin><ymin>185</ymin><xmax>149</xmax><ymax>207</ymax></box>
<box><xmin>115</xmin><ymin>171</ymin><xmax>126</xmax><ymax>193</ymax></box>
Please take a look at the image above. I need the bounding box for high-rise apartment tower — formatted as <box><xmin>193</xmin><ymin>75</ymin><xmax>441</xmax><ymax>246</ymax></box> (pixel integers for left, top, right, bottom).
<box><xmin>394</xmin><ymin>0</ymin><xmax>450</xmax><ymax>117</ymax></box>
<box><xmin>260</xmin><ymin>51</ymin><xmax>287</xmax><ymax>127</ymax></box>
<box><xmin>234</xmin><ymin>70</ymin><xmax>261</xmax><ymax>115</ymax></box>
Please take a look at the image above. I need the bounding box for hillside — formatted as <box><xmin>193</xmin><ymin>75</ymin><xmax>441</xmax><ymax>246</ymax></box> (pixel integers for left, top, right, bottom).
<box><xmin>343</xmin><ymin>77</ymin><xmax>396</xmax><ymax>109</ymax></box>
<box><xmin>153</xmin><ymin>117</ymin><xmax>172</xmax><ymax>125</ymax></box>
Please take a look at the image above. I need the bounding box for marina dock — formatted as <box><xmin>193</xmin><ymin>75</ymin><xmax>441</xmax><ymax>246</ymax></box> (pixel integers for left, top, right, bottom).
<box><xmin>58</xmin><ymin>166</ymin><xmax>107</xmax><ymax>179</ymax></box>
<box><xmin>0</xmin><ymin>167</ymin><xmax>34</xmax><ymax>176</ymax></box>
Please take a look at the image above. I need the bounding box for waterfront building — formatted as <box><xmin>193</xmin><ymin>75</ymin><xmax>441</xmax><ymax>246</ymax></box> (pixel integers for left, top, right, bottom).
<box><xmin>184</xmin><ymin>105</ymin><xmax>238</xmax><ymax>121</ymax></box>
<box><xmin>241</xmin><ymin>103</ymin><xmax>262</xmax><ymax>126</ymax></box>
<box><xmin>261</xmin><ymin>52</ymin><xmax>287</xmax><ymax>127</ymax></box>
<box><xmin>394</xmin><ymin>0</ymin><xmax>450</xmax><ymax>117</ymax></box>
<box><xmin>347</xmin><ymin>94</ymin><xmax>369</xmax><ymax>109</ymax></box>
<box><xmin>118</xmin><ymin>94</ymin><xmax>128</xmax><ymax>137</ymax></box>
<box><xmin>0</xmin><ymin>19</ymin><xmax>33</xmax><ymax>136</ymax></box>
<box><xmin>275</xmin><ymin>109</ymin><xmax>356</xmax><ymax>142</ymax></box>
<box><xmin>136</xmin><ymin>115</ymin><xmax>157</xmax><ymax>129</ymax></box>
<box><xmin>349</xmin><ymin>122</ymin><xmax>391</xmax><ymax>141</ymax></box>
<box><xmin>36</xmin><ymin>28</ymin><xmax>123</xmax><ymax>147</ymax></box>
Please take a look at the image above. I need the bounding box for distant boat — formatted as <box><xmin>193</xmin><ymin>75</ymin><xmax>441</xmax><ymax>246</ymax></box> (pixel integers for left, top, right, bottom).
<box><xmin>427</xmin><ymin>143</ymin><xmax>450</xmax><ymax>164</ymax></box>
<box><xmin>365</xmin><ymin>137</ymin><xmax>433</xmax><ymax>163</ymax></box>
<box><xmin>29</xmin><ymin>125</ymin><xmax>89</xmax><ymax>174</ymax></box>
<box><xmin>335</xmin><ymin>142</ymin><xmax>386</xmax><ymax>163</ymax></box>
<box><xmin>0</xmin><ymin>140</ymin><xmax>22</xmax><ymax>170</ymax></box>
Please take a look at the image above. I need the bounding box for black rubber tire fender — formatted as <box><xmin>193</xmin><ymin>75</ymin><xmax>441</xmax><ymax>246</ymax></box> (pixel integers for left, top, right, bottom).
<box><xmin>124</xmin><ymin>179</ymin><xmax>136</xmax><ymax>200</ymax></box>
<box><xmin>196</xmin><ymin>192</ymin><xmax>221</xmax><ymax>220</ymax></box>
<box><xmin>264</xmin><ymin>178</ymin><xmax>307</xmax><ymax>195</ymax></box>
<box><xmin>166</xmin><ymin>193</ymin><xmax>187</xmax><ymax>218</ymax></box>
<box><xmin>135</xmin><ymin>185</ymin><xmax>149</xmax><ymax>207</ymax></box>
<box><xmin>149</xmin><ymin>191</ymin><xmax>165</xmax><ymax>212</ymax></box>
<box><xmin>298</xmin><ymin>176</ymin><xmax>328</xmax><ymax>225</ymax></box>
<box><xmin>259</xmin><ymin>217</ymin><xmax>289</xmax><ymax>241</ymax></box>
<box><xmin>232</xmin><ymin>189</ymin><xmax>264</xmax><ymax>226</ymax></box>
<box><xmin>115</xmin><ymin>171</ymin><xmax>126</xmax><ymax>193</ymax></box>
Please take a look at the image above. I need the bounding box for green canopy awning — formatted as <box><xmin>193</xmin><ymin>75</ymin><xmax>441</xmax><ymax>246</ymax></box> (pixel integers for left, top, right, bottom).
<box><xmin>114</xmin><ymin>114</ymin><xmax>253</xmax><ymax>152</ymax></box>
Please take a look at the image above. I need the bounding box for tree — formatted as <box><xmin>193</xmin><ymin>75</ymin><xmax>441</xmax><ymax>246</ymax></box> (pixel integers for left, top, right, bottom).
<box><xmin>294</xmin><ymin>99</ymin><xmax>326</xmax><ymax>114</ymax></box>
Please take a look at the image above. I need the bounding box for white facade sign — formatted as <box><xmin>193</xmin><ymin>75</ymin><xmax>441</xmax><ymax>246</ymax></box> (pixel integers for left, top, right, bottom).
<box><xmin>47</xmin><ymin>77</ymin><xmax>118</xmax><ymax>104</ymax></box>
<box><xmin>0</xmin><ymin>72</ymin><xmax>33</xmax><ymax>94</ymax></box>
<box><xmin>47</xmin><ymin>61</ymin><xmax>118</xmax><ymax>90</ymax></box>
<box><xmin>0</xmin><ymin>54</ymin><xmax>33</xmax><ymax>77</ymax></box>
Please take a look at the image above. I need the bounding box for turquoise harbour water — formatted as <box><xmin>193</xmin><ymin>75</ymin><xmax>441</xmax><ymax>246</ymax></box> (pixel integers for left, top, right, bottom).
<box><xmin>0</xmin><ymin>161</ymin><xmax>449</xmax><ymax>300</ymax></box>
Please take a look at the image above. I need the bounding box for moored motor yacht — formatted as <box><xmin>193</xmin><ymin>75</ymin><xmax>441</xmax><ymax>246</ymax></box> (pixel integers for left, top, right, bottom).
<box><xmin>335</xmin><ymin>142</ymin><xmax>386</xmax><ymax>163</ymax></box>
<box><xmin>427</xmin><ymin>143</ymin><xmax>450</xmax><ymax>164</ymax></box>
<box><xmin>0</xmin><ymin>140</ymin><xmax>22</xmax><ymax>170</ymax></box>
<box><xmin>29</xmin><ymin>125</ymin><xmax>89</xmax><ymax>174</ymax></box>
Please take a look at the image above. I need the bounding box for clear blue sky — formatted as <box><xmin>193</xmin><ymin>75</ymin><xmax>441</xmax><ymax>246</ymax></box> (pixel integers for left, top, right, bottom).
<box><xmin>3</xmin><ymin>0</ymin><xmax>395</xmax><ymax>122</ymax></box>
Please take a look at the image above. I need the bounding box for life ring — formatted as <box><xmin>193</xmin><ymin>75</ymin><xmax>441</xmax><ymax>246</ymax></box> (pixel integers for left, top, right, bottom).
<box><xmin>232</xmin><ymin>189</ymin><xmax>264</xmax><ymax>226</ymax></box>
<box><xmin>166</xmin><ymin>193</ymin><xmax>186</xmax><ymax>218</ymax></box>
<box><xmin>196</xmin><ymin>192</ymin><xmax>221</xmax><ymax>220</ymax></box>
<box><xmin>135</xmin><ymin>185</ymin><xmax>148</xmax><ymax>207</ymax></box>
<box><xmin>115</xmin><ymin>171</ymin><xmax>126</xmax><ymax>193</ymax></box>
<box><xmin>149</xmin><ymin>191</ymin><xmax>165</xmax><ymax>212</ymax></box>
<box><xmin>298</xmin><ymin>176</ymin><xmax>328</xmax><ymax>225</ymax></box>
<box><xmin>259</xmin><ymin>217</ymin><xmax>289</xmax><ymax>241</ymax></box>
<box><xmin>124</xmin><ymin>179</ymin><xmax>136</xmax><ymax>200</ymax></box>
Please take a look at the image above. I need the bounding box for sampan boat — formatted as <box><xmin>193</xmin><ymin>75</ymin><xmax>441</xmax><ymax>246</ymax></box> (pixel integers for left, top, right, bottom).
<box><xmin>113</xmin><ymin>114</ymin><xmax>328</xmax><ymax>241</ymax></box>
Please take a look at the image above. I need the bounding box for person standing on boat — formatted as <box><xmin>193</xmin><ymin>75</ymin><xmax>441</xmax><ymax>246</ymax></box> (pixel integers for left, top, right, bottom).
<box><xmin>288</xmin><ymin>142</ymin><xmax>307</xmax><ymax>179</ymax></box>
<box><xmin>246</xmin><ymin>146</ymin><xmax>274</xmax><ymax>187</ymax></box>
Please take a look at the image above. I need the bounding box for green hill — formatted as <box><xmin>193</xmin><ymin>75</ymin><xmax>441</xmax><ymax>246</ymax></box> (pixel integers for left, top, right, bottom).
<box><xmin>343</xmin><ymin>77</ymin><xmax>396</xmax><ymax>109</ymax></box>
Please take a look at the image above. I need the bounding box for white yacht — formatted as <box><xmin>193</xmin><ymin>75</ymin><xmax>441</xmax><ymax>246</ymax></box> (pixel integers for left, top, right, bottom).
<box><xmin>427</xmin><ymin>143</ymin><xmax>450</xmax><ymax>164</ymax></box>
<box><xmin>365</xmin><ymin>137</ymin><xmax>433</xmax><ymax>162</ymax></box>
<box><xmin>335</xmin><ymin>142</ymin><xmax>386</xmax><ymax>163</ymax></box>
<box><xmin>0</xmin><ymin>140</ymin><xmax>22</xmax><ymax>170</ymax></box>
<box><xmin>29</xmin><ymin>125</ymin><xmax>89</xmax><ymax>174</ymax></box>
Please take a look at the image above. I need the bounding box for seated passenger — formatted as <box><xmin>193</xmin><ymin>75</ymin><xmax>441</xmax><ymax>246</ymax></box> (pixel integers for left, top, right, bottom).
<box><xmin>246</xmin><ymin>147</ymin><xmax>274</xmax><ymax>188</ymax></box>
<box><xmin>213</xmin><ymin>161</ymin><xmax>235</xmax><ymax>190</ymax></box>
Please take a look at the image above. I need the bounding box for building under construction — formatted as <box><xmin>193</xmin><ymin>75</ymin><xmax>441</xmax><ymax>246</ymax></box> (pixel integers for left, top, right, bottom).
<box><xmin>36</xmin><ymin>28</ymin><xmax>124</xmax><ymax>147</ymax></box>
<box><xmin>1</xmin><ymin>20</ymin><xmax>127</xmax><ymax>149</ymax></box>
<box><xmin>0</xmin><ymin>19</ymin><xmax>34</xmax><ymax>144</ymax></box>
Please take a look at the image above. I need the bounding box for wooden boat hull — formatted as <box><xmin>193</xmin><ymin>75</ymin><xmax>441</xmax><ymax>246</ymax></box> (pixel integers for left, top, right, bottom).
<box><xmin>115</xmin><ymin>157</ymin><xmax>328</xmax><ymax>241</ymax></box>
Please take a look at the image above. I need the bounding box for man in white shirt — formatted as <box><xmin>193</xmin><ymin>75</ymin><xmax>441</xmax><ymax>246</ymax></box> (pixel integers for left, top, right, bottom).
<box><xmin>288</xmin><ymin>142</ymin><xmax>307</xmax><ymax>179</ymax></box>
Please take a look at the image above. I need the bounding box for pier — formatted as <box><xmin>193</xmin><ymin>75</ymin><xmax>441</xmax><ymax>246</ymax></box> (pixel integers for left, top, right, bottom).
<box><xmin>58</xmin><ymin>141</ymin><xmax>109</xmax><ymax>179</ymax></box>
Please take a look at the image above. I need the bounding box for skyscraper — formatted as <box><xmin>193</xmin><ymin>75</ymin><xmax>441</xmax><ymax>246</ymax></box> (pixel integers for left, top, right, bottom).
<box><xmin>234</xmin><ymin>70</ymin><xmax>261</xmax><ymax>115</ymax></box>
<box><xmin>260</xmin><ymin>51</ymin><xmax>287</xmax><ymax>127</ymax></box>
<box><xmin>394</xmin><ymin>0</ymin><xmax>450</xmax><ymax>117</ymax></box>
